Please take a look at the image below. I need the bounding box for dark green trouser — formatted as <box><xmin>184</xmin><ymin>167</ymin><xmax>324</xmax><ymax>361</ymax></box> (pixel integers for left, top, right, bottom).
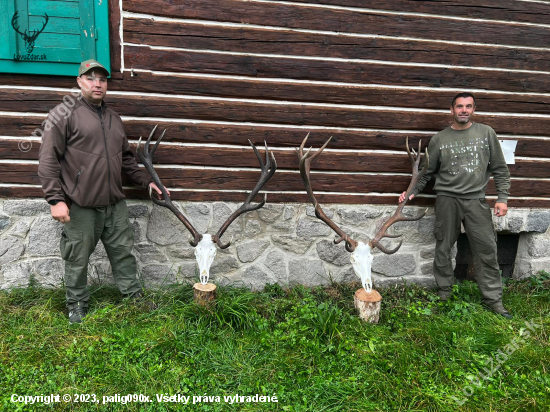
<box><xmin>433</xmin><ymin>196</ymin><xmax>502</xmax><ymax>305</ymax></box>
<box><xmin>60</xmin><ymin>200</ymin><xmax>141</xmax><ymax>309</ymax></box>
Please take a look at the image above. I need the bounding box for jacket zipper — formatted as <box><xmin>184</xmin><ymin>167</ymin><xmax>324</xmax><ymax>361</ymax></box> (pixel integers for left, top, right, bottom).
<box><xmin>70</xmin><ymin>169</ymin><xmax>82</xmax><ymax>196</ymax></box>
<box><xmin>109</xmin><ymin>114</ymin><xmax>112</xmax><ymax>129</ymax></box>
<box><xmin>98</xmin><ymin>107</ymin><xmax>112</xmax><ymax>203</ymax></box>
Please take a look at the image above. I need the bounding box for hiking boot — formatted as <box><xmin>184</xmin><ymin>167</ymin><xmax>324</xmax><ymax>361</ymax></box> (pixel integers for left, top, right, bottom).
<box><xmin>485</xmin><ymin>302</ymin><xmax>513</xmax><ymax>319</ymax></box>
<box><xmin>68</xmin><ymin>307</ymin><xmax>88</xmax><ymax>324</ymax></box>
<box><xmin>437</xmin><ymin>289</ymin><xmax>452</xmax><ymax>301</ymax></box>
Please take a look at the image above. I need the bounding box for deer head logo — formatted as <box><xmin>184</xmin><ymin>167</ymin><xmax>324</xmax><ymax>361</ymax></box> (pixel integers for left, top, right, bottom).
<box><xmin>11</xmin><ymin>11</ymin><xmax>49</xmax><ymax>54</ymax></box>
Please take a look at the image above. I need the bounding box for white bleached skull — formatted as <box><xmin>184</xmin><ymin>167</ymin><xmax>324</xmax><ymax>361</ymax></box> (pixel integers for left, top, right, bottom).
<box><xmin>194</xmin><ymin>234</ymin><xmax>217</xmax><ymax>285</ymax></box>
<box><xmin>350</xmin><ymin>242</ymin><xmax>374</xmax><ymax>293</ymax></box>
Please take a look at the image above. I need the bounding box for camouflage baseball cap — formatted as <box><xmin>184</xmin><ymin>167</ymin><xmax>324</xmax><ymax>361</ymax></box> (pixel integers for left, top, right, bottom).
<box><xmin>78</xmin><ymin>59</ymin><xmax>110</xmax><ymax>77</ymax></box>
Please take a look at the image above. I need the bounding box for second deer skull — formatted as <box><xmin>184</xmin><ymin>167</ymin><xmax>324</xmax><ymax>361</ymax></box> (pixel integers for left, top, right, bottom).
<box><xmin>297</xmin><ymin>134</ymin><xmax>429</xmax><ymax>292</ymax></box>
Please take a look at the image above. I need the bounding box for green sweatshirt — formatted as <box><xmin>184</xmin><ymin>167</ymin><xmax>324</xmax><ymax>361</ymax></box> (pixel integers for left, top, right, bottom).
<box><xmin>412</xmin><ymin>123</ymin><xmax>510</xmax><ymax>203</ymax></box>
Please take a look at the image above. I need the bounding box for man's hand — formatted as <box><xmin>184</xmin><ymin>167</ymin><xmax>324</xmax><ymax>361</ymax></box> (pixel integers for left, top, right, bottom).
<box><xmin>494</xmin><ymin>202</ymin><xmax>508</xmax><ymax>217</ymax></box>
<box><xmin>399</xmin><ymin>191</ymin><xmax>415</xmax><ymax>203</ymax></box>
<box><xmin>51</xmin><ymin>202</ymin><xmax>70</xmax><ymax>223</ymax></box>
<box><xmin>149</xmin><ymin>182</ymin><xmax>169</xmax><ymax>199</ymax></box>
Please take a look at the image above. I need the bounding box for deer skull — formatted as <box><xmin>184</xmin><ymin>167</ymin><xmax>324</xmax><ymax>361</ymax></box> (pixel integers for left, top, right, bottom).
<box><xmin>194</xmin><ymin>234</ymin><xmax>217</xmax><ymax>285</ymax></box>
<box><xmin>350</xmin><ymin>242</ymin><xmax>374</xmax><ymax>293</ymax></box>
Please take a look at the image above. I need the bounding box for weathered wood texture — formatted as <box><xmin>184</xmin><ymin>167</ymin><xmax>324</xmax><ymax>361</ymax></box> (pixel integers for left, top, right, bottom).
<box><xmin>1</xmin><ymin>72</ymin><xmax>550</xmax><ymax>115</ymax></box>
<box><xmin>124</xmin><ymin>46</ymin><xmax>550</xmax><ymax>95</ymax></box>
<box><xmin>1</xmin><ymin>0</ymin><xmax>549</xmax><ymax>207</ymax></box>
<box><xmin>123</xmin><ymin>0</ymin><xmax>550</xmax><ymax>48</ymax></box>
<box><xmin>4</xmin><ymin>185</ymin><xmax>550</xmax><ymax>209</ymax></box>
<box><xmin>108</xmin><ymin>0</ymin><xmax>122</xmax><ymax>75</ymax></box>
<box><xmin>193</xmin><ymin>283</ymin><xmax>217</xmax><ymax>306</ymax></box>
<box><xmin>4</xmin><ymin>163</ymin><xmax>550</xmax><ymax>198</ymax></box>
<box><xmin>2</xmin><ymin>89</ymin><xmax>550</xmax><ymax>136</ymax></box>
<box><xmin>2</xmin><ymin>139</ymin><xmax>550</xmax><ymax>178</ymax></box>
<box><xmin>290</xmin><ymin>0</ymin><xmax>550</xmax><ymax>25</ymax></box>
<box><xmin>124</xmin><ymin>18</ymin><xmax>550</xmax><ymax>73</ymax></box>
<box><xmin>3</xmin><ymin>117</ymin><xmax>550</xmax><ymax>159</ymax></box>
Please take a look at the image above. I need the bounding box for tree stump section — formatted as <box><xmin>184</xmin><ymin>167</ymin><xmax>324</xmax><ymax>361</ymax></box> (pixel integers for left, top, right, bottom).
<box><xmin>193</xmin><ymin>283</ymin><xmax>217</xmax><ymax>306</ymax></box>
<box><xmin>354</xmin><ymin>288</ymin><xmax>382</xmax><ymax>323</ymax></box>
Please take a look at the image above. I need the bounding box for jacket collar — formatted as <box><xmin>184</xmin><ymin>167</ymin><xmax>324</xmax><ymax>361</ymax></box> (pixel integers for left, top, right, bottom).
<box><xmin>78</xmin><ymin>93</ymin><xmax>107</xmax><ymax>114</ymax></box>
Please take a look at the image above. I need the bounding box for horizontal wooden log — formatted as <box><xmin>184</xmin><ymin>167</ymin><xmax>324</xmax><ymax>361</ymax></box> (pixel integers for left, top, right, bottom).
<box><xmin>0</xmin><ymin>140</ymin><xmax>548</xmax><ymax>177</ymax></box>
<box><xmin>0</xmin><ymin>140</ymin><xmax>41</xmax><ymax>160</ymax></box>
<box><xmin>2</xmin><ymin>72</ymin><xmax>550</xmax><ymax>116</ymax></box>
<box><xmin>123</xmin><ymin>0</ymin><xmax>550</xmax><ymax>49</ymax></box>
<box><xmin>112</xmin><ymin>71</ymin><xmax>550</xmax><ymax>115</ymax></box>
<box><xmin>3</xmin><ymin>116</ymin><xmax>550</xmax><ymax>159</ymax></box>
<box><xmin>124</xmin><ymin>17</ymin><xmax>550</xmax><ymax>73</ymax></box>
<box><xmin>0</xmin><ymin>164</ymin><xmax>43</xmax><ymax>185</ymax></box>
<box><xmin>290</xmin><ymin>0</ymin><xmax>550</xmax><ymax>25</ymax></box>
<box><xmin>2</xmin><ymin>187</ymin><xmax>550</xmax><ymax>208</ymax></box>
<box><xmin>3</xmin><ymin>163</ymin><xmax>550</xmax><ymax>198</ymax></box>
<box><xmin>0</xmin><ymin>73</ymin><xmax>75</xmax><ymax>89</ymax></box>
<box><xmin>122</xmin><ymin>122</ymin><xmax>550</xmax><ymax>159</ymax></box>
<box><xmin>3</xmin><ymin>89</ymin><xmax>550</xmax><ymax>136</ymax></box>
<box><xmin>124</xmin><ymin>46</ymin><xmax>550</xmax><ymax>95</ymax></box>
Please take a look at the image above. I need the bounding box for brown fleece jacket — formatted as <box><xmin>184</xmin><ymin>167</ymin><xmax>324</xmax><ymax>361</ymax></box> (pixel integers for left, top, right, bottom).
<box><xmin>38</xmin><ymin>95</ymin><xmax>151</xmax><ymax>207</ymax></box>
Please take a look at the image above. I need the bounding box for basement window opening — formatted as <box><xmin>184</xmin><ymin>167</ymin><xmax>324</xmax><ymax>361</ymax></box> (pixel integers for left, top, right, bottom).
<box><xmin>454</xmin><ymin>233</ymin><xmax>519</xmax><ymax>281</ymax></box>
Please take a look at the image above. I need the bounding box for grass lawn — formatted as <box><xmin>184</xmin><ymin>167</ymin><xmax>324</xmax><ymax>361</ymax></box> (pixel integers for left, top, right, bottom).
<box><xmin>1</xmin><ymin>274</ymin><xmax>549</xmax><ymax>411</ymax></box>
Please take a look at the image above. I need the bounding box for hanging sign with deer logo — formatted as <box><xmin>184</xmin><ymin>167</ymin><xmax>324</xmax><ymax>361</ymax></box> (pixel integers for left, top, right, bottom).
<box><xmin>10</xmin><ymin>10</ymin><xmax>49</xmax><ymax>61</ymax></box>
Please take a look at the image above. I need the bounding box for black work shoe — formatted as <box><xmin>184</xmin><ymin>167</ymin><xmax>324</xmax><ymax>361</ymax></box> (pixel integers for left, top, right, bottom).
<box><xmin>68</xmin><ymin>307</ymin><xmax>88</xmax><ymax>324</ymax></box>
<box><xmin>437</xmin><ymin>290</ymin><xmax>452</xmax><ymax>301</ymax></box>
<box><xmin>486</xmin><ymin>302</ymin><xmax>513</xmax><ymax>319</ymax></box>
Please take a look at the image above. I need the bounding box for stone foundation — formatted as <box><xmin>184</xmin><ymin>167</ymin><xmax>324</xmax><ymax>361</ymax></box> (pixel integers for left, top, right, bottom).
<box><xmin>0</xmin><ymin>199</ymin><xmax>549</xmax><ymax>290</ymax></box>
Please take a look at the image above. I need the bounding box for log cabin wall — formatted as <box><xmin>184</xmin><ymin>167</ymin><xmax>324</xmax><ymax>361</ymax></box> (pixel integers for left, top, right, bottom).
<box><xmin>1</xmin><ymin>0</ymin><xmax>550</xmax><ymax>208</ymax></box>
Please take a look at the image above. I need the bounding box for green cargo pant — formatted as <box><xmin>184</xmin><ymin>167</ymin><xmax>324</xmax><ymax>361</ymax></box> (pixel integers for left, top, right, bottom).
<box><xmin>433</xmin><ymin>196</ymin><xmax>502</xmax><ymax>305</ymax></box>
<box><xmin>60</xmin><ymin>200</ymin><xmax>141</xmax><ymax>309</ymax></box>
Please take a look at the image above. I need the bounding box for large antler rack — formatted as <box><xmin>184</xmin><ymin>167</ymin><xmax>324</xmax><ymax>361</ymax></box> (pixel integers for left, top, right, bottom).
<box><xmin>11</xmin><ymin>11</ymin><xmax>49</xmax><ymax>41</ymax></box>
<box><xmin>212</xmin><ymin>140</ymin><xmax>277</xmax><ymax>249</ymax></box>
<box><xmin>297</xmin><ymin>134</ymin><xmax>358</xmax><ymax>253</ymax></box>
<box><xmin>368</xmin><ymin>137</ymin><xmax>429</xmax><ymax>254</ymax></box>
<box><xmin>136</xmin><ymin>125</ymin><xmax>202</xmax><ymax>247</ymax></box>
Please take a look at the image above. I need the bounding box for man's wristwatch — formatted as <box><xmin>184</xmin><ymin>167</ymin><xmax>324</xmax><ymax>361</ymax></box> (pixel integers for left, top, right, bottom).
<box><xmin>48</xmin><ymin>199</ymin><xmax>63</xmax><ymax>206</ymax></box>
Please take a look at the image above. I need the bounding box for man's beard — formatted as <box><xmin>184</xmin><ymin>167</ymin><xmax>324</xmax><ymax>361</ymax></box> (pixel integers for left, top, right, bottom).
<box><xmin>455</xmin><ymin>114</ymin><xmax>470</xmax><ymax>124</ymax></box>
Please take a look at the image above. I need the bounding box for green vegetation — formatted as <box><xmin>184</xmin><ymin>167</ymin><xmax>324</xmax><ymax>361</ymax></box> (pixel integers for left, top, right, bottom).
<box><xmin>1</xmin><ymin>274</ymin><xmax>549</xmax><ymax>412</ymax></box>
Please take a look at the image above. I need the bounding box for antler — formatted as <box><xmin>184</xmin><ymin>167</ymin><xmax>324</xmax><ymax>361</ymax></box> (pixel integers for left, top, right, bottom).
<box><xmin>32</xmin><ymin>14</ymin><xmax>49</xmax><ymax>39</ymax></box>
<box><xmin>212</xmin><ymin>140</ymin><xmax>277</xmax><ymax>249</ymax></box>
<box><xmin>11</xmin><ymin>12</ymin><xmax>48</xmax><ymax>40</ymax></box>
<box><xmin>297</xmin><ymin>134</ymin><xmax>358</xmax><ymax>252</ymax></box>
<box><xmin>136</xmin><ymin>125</ymin><xmax>202</xmax><ymax>246</ymax></box>
<box><xmin>368</xmin><ymin>137</ymin><xmax>429</xmax><ymax>254</ymax></box>
<box><xmin>11</xmin><ymin>12</ymin><xmax>26</xmax><ymax>38</ymax></box>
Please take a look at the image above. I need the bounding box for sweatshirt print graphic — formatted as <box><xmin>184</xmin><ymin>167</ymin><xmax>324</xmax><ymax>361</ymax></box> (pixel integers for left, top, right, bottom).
<box><xmin>440</xmin><ymin>136</ymin><xmax>489</xmax><ymax>175</ymax></box>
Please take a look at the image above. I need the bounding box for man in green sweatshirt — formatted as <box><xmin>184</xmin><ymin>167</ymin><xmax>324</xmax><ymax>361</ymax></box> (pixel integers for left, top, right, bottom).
<box><xmin>400</xmin><ymin>92</ymin><xmax>512</xmax><ymax>319</ymax></box>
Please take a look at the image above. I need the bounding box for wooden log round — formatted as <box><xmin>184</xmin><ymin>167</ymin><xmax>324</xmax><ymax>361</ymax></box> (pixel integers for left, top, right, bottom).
<box><xmin>193</xmin><ymin>282</ymin><xmax>217</xmax><ymax>306</ymax></box>
<box><xmin>354</xmin><ymin>288</ymin><xmax>382</xmax><ymax>324</ymax></box>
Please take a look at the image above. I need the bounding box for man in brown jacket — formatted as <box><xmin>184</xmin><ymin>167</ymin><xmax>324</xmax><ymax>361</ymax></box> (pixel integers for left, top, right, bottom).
<box><xmin>38</xmin><ymin>59</ymin><xmax>163</xmax><ymax>323</ymax></box>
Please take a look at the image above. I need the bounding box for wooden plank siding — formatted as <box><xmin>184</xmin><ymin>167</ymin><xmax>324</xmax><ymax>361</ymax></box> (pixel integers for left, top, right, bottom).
<box><xmin>0</xmin><ymin>0</ymin><xmax>549</xmax><ymax>207</ymax></box>
<box><xmin>123</xmin><ymin>0</ymin><xmax>550</xmax><ymax>48</ymax></box>
<box><xmin>4</xmin><ymin>162</ymin><xmax>550</xmax><ymax>199</ymax></box>
<box><xmin>1</xmin><ymin>71</ymin><xmax>550</xmax><ymax>114</ymax></box>
<box><xmin>2</xmin><ymin>89</ymin><xmax>550</xmax><ymax>134</ymax></box>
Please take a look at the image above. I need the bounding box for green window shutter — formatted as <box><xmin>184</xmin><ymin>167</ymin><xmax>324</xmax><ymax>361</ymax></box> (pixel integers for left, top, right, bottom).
<box><xmin>0</xmin><ymin>0</ymin><xmax>110</xmax><ymax>76</ymax></box>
